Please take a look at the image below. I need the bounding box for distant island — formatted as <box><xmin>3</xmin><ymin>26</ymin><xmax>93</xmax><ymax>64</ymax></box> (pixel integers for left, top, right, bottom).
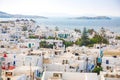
<box><xmin>0</xmin><ymin>11</ymin><xmax>111</xmax><ymax>20</ymax></box>
<box><xmin>69</xmin><ymin>16</ymin><xmax>111</xmax><ymax>20</ymax></box>
<box><xmin>0</xmin><ymin>11</ymin><xmax>48</xmax><ymax>19</ymax></box>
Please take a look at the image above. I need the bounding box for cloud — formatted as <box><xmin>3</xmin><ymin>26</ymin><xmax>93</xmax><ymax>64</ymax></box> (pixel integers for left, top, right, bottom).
<box><xmin>0</xmin><ymin>0</ymin><xmax>120</xmax><ymax>16</ymax></box>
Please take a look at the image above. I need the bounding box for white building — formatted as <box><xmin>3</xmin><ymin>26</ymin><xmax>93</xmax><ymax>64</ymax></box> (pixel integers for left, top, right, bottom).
<box><xmin>102</xmin><ymin>56</ymin><xmax>120</xmax><ymax>71</ymax></box>
<box><xmin>44</xmin><ymin>39</ymin><xmax>63</xmax><ymax>48</ymax></box>
<box><xmin>41</xmin><ymin>71</ymin><xmax>98</xmax><ymax>80</ymax></box>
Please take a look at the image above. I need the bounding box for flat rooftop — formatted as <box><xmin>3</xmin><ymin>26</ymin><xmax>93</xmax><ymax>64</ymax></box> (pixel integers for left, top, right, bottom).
<box><xmin>104</xmin><ymin>50</ymin><xmax>120</xmax><ymax>56</ymax></box>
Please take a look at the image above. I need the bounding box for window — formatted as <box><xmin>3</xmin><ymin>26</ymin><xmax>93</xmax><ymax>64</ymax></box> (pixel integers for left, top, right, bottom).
<box><xmin>7</xmin><ymin>78</ymin><xmax>11</xmax><ymax>80</ymax></box>
<box><xmin>69</xmin><ymin>66</ymin><xmax>75</xmax><ymax>69</ymax></box>
<box><xmin>5</xmin><ymin>72</ymin><xmax>12</xmax><ymax>77</ymax></box>
<box><xmin>78</xmin><ymin>57</ymin><xmax>80</xmax><ymax>60</ymax></box>
<box><xmin>106</xmin><ymin>60</ymin><xmax>109</xmax><ymax>64</ymax></box>
<box><xmin>75</xmin><ymin>53</ymin><xmax>79</xmax><ymax>56</ymax></box>
<box><xmin>62</xmin><ymin>60</ymin><xmax>68</xmax><ymax>64</ymax></box>
<box><xmin>1</xmin><ymin>45</ymin><xmax>4</xmax><ymax>48</ymax></box>
<box><xmin>66</xmin><ymin>60</ymin><xmax>68</xmax><ymax>64</ymax></box>
<box><xmin>53</xmin><ymin>73</ymin><xmax>62</xmax><ymax>78</ymax></box>
<box><xmin>55</xmin><ymin>52</ymin><xmax>57</xmax><ymax>55</ymax></box>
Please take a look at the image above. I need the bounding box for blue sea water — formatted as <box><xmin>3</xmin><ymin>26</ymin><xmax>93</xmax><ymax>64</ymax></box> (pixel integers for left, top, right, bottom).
<box><xmin>0</xmin><ymin>17</ymin><xmax>120</xmax><ymax>33</ymax></box>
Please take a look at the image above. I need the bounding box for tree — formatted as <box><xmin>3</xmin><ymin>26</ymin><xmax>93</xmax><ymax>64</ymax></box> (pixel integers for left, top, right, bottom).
<box><xmin>64</xmin><ymin>41</ymin><xmax>74</xmax><ymax>47</ymax></box>
<box><xmin>90</xmin><ymin>34</ymin><xmax>109</xmax><ymax>44</ymax></box>
<box><xmin>75</xmin><ymin>38</ymin><xmax>81</xmax><ymax>46</ymax></box>
<box><xmin>29</xmin><ymin>35</ymin><xmax>38</xmax><ymax>39</ymax></box>
<box><xmin>40</xmin><ymin>41</ymin><xmax>46</xmax><ymax>48</ymax></box>
<box><xmin>80</xmin><ymin>27</ymin><xmax>90</xmax><ymax>46</ymax></box>
<box><xmin>92</xmin><ymin>66</ymin><xmax>103</xmax><ymax>75</ymax></box>
<box><xmin>74</xmin><ymin>28</ymin><xmax>81</xmax><ymax>33</ymax></box>
<box><xmin>47</xmin><ymin>44</ymin><xmax>54</xmax><ymax>48</ymax></box>
<box><xmin>88</xmin><ymin>29</ymin><xmax>95</xmax><ymax>35</ymax></box>
<box><xmin>40</xmin><ymin>41</ymin><xmax>53</xmax><ymax>48</ymax></box>
<box><xmin>59</xmin><ymin>38</ymin><xmax>74</xmax><ymax>47</ymax></box>
<box><xmin>74</xmin><ymin>28</ymin><xmax>109</xmax><ymax>47</ymax></box>
<box><xmin>116</xmin><ymin>36</ymin><xmax>120</xmax><ymax>40</ymax></box>
<box><xmin>47</xmin><ymin>36</ymin><xmax>55</xmax><ymax>39</ymax></box>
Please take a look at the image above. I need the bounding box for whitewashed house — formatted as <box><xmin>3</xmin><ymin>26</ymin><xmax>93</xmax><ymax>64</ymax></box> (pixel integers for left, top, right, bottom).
<box><xmin>41</xmin><ymin>71</ymin><xmax>98</xmax><ymax>80</ymax></box>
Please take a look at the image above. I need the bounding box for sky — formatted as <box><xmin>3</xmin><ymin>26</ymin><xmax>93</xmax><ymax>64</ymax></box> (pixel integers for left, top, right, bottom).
<box><xmin>0</xmin><ymin>0</ymin><xmax>120</xmax><ymax>17</ymax></box>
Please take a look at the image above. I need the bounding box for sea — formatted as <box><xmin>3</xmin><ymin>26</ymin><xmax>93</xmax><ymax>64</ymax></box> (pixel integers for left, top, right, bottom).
<box><xmin>0</xmin><ymin>17</ymin><xmax>120</xmax><ymax>33</ymax></box>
